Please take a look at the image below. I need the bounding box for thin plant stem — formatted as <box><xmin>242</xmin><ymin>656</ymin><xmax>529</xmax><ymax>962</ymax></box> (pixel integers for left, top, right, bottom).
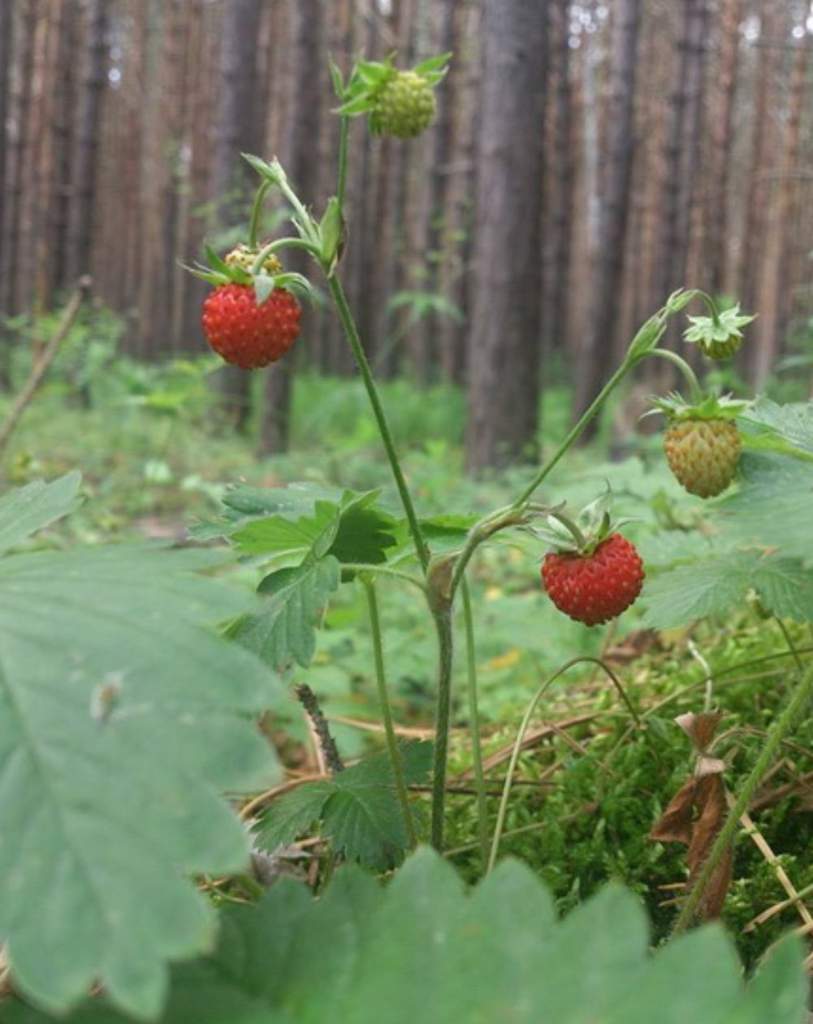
<box><xmin>250</xmin><ymin>237</ymin><xmax>321</xmax><ymax>274</ymax></box>
<box><xmin>430</xmin><ymin>609</ymin><xmax>454</xmax><ymax>850</ymax></box>
<box><xmin>513</xmin><ymin>360</ymin><xmax>634</xmax><ymax>508</ymax></box>
<box><xmin>362</xmin><ymin>578</ymin><xmax>417</xmax><ymax>848</ymax></box>
<box><xmin>342</xmin><ymin>563</ymin><xmax>427</xmax><ymax>594</ymax></box>
<box><xmin>671</xmin><ymin>660</ymin><xmax>813</xmax><ymax>934</ymax></box>
<box><xmin>327</xmin><ymin>274</ymin><xmax>430</xmax><ymax>570</ymax></box>
<box><xmin>248</xmin><ymin>180</ymin><xmax>271</xmax><ymax>249</ymax></box>
<box><xmin>461</xmin><ymin>577</ymin><xmax>489</xmax><ymax>867</ymax></box>
<box><xmin>775</xmin><ymin>618</ymin><xmax>803</xmax><ymax>672</ymax></box>
<box><xmin>647</xmin><ymin>347</ymin><xmax>703</xmax><ymax>400</ymax></box>
<box><xmin>337</xmin><ymin>115</ymin><xmax>349</xmax><ymax>211</ymax></box>
<box><xmin>487</xmin><ymin>656</ymin><xmax>639</xmax><ymax>873</ymax></box>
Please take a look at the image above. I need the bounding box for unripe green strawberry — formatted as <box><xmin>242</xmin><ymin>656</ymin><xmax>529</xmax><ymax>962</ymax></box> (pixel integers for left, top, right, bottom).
<box><xmin>542</xmin><ymin>533</ymin><xmax>644</xmax><ymax>627</ymax></box>
<box><xmin>370</xmin><ymin>71</ymin><xmax>437</xmax><ymax>138</ymax></box>
<box><xmin>663</xmin><ymin>419</ymin><xmax>741</xmax><ymax>498</ymax></box>
<box><xmin>224</xmin><ymin>245</ymin><xmax>282</xmax><ymax>277</ymax></box>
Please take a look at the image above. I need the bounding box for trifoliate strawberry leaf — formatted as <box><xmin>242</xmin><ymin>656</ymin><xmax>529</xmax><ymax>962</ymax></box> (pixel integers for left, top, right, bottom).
<box><xmin>643</xmin><ymin>550</ymin><xmax>813</xmax><ymax>627</ymax></box>
<box><xmin>0</xmin><ymin>482</ymin><xmax>282</xmax><ymax>1020</ymax></box>
<box><xmin>15</xmin><ymin>850</ymin><xmax>805</xmax><ymax>1024</ymax></box>
<box><xmin>0</xmin><ymin>470</ymin><xmax>81</xmax><ymax>554</ymax></box>
<box><xmin>254</xmin><ymin>742</ymin><xmax>431</xmax><ymax>869</ymax></box>
<box><xmin>234</xmin><ymin>555</ymin><xmax>340</xmax><ymax>670</ymax></box>
<box><xmin>738</xmin><ymin>397</ymin><xmax>813</xmax><ymax>455</ymax></box>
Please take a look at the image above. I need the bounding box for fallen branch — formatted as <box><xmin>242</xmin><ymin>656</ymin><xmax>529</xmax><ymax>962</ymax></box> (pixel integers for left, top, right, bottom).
<box><xmin>0</xmin><ymin>277</ymin><xmax>92</xmax><ymax>462</ymax></box>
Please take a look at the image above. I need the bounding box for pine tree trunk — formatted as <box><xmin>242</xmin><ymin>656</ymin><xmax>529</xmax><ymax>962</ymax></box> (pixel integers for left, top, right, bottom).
<box><xmin>573</xmin><ymin>0</ymin><xmax>642</xmax><ymax>423</ymax></box>
<box><xmin>465</xmin><ymin>0</ymin><xmax>548</xmax><ymax>472</ymax></box>
<box><xmin>211</xmin><ymin>0</ymin><xmax>266</xmax><ymax>431</ymax></box>
<box><xmin>260</xmin><ymin>0</ymin><xmax>323</xmax><ymax>454</ymax></box>
<box><xmin>67</xmin><ymin>0</ymin><xmax>110</xmax><ymax>281</ymax></box>
<box><xmin>0</xmin><ymin>0</ymin><xmax>15</xmax><ymax>314</ymax></box>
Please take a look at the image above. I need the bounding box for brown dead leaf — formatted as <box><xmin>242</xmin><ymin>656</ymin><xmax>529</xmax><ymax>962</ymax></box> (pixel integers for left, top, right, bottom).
<box><xmin>650</xmin><ymin>754</ymin><xmax>732</xmax><ymax>919</ymax></box>
<box><xmin>675</xmin><ymin>711</ymin><xmax>722</xmax><ymax>753</ymax></box>
<box><xmin>603</xmin><ymin>629</ymin><xmax>662</xmax><ymax>666</ymax></box>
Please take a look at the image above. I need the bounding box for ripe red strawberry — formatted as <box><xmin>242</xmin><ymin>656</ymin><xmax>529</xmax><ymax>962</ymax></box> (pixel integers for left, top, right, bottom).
<box><xmin>542</xmin><ymin>532</ymin><xmax>644</xmax><ymax>627</ymax></box>
<box><xmin>202</xmin><ymin>284</ymin><xmax>300</xmax><ymax>369</ymax></box>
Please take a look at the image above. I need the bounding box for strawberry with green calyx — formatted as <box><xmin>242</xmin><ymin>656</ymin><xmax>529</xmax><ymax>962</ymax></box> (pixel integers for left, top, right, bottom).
<box><xmin>185</xmin><ymin>243</ymin><xmax>314</xmax><ymax>369</ymax></box>
<box><xmin>336</xmin><ymin>53</ymin><xmax>451</xmax><ymax>139</ymax></box>
<box><xmin>534</xmin><ymin>494</ymin><xmax>645</xmax><ymax>627</ymax></box>
<box><xmin>683</xmin><ymin>303</ymin><xmax>755</xmax><ymax>360</ymax></box>
<box><xmin>651</xmin><ymin>393</ymin><xmax>748</xmax><ymax>499</ymax></box>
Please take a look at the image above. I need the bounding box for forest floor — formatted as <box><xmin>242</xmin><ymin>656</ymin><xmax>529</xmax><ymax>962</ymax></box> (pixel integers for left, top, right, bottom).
<box><xmin>4</xmin><ymin>366</ymin><xmax>812</xmax><ymax>971</ymax></box>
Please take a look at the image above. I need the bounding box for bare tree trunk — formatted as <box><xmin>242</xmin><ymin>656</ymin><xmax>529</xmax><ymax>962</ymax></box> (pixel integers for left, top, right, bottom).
<box><xmin>211</xmin><ymin>0</ymin><xmax>266</xmax><ymax>430</ymax></box>
<box><xmin>48</xmin><ymin>0</ymin><xmax>78</xmax><ymax>299</ymax></box>
<box><xmin>465</xmin><ymin>0</ymin><xmax>548</xmax><ymax>472</ymax></box>
<box><xmin>546</xmin><ymin>0</ymin><xmax>574</xmax><ymax>360</ymax></box>
<box><xmin>0</xmin><ymin>0</ymin><xmax>15</xmax><ymax>316</ymax></box>
<box><xmin>573</xmin><ymin>0</ymin><xmax>642</xmax><ymax>423</ymax></box>
<box><xmin>3</xmin><ymin>0</ymin><xmax>38</xmax><ymax>316</ymax></box>
<box><xmin>260</xmin><ymin>0</ymin><xmax>323</xmax><ymax>453</ymax></box>
<box><xmin>753</xmin><ymin>40</ymin><xmax>809</xmax><ymax>387</ymax></box>
<box><xmin>707</xmin><ymin>0</ymin><xmax>742</xmax><ymax>296</ymax></box>
<box><xmin>67</xmin><ymin>0</ymin><xmax>110</xmax><ymax>281</ymax></box>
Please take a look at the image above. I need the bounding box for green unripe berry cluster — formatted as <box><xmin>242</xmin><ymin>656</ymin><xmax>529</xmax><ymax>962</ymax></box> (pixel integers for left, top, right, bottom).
<box><xmin>370</xmin><ymin>71</ymin><xmax>437</xmax><ymax>138</ymax></box>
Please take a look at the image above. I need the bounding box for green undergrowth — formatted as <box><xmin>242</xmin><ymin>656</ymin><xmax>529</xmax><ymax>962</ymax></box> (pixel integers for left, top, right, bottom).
<box><xmin>442</xmin><ymin>615</ymin><xmax>813</xmax><ymax>969</ymax></box>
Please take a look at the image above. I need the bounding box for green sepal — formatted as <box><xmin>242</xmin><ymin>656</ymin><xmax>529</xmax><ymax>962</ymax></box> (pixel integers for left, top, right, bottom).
<box><xmin>683</xmin><ymin>303</ymin><xmax>756</xmax><ymax>359</ymax></box>
<box><xmin>648</xmin><ymin>391</ymin><xmax>750</xmax><ymax>423</ymax></box>
<box><xmin>319</xmin><ymin>196</ymin><xmax>345</xmax><ymax>274</ymax></box>
<box><xmin>241</xmin><ymin>152</ymin><xmax>281</xmax><ymax>184</ymax></box>
<box><xmin>253</xmin><ymin>274</ymin><xmax>276</xmax><ymax>305</ymax></box>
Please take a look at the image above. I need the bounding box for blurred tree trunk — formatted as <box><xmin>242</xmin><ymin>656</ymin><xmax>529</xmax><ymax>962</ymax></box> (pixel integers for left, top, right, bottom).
<box><xmin>67</xmin><ymin>0</ymin><xmax>110</xmax><ymax>282</ymax></box>
<box><xmin>707</xmin><ymin>0</ymin><xmax>742</xmax><ymax>297</ymax></box>
<box><xmin>546</xmin><ymin>0</ymin><xmax>574</xmax><ymax>361</ymax></box>
<box><xmin>738</xmin><ymin>4</ymin><xmax>778</xmax><ymax>326</ymax></box>
<box><xmin>0</xmin><ymin>0</ymin><xmax>12</xmax><ymax>313</ymax></box>
<box><xmin>573</xmin><ymin>0</ymin><xmax>641</xmax><ymax>426</ymax></box>
<box><xmin>651</xmin><ymin>0</ymin><xmax>707</xmax><ymax>355</ymax></box>
<box><xmin>260</xmin><ymin>0</ymin><xmax>323</xmax><ymax>454</ymax></box>
<box><xmin>753</xmin><ymin>40</ymin><xmax>809</xmax><ymax>388</ymax></box>
<box><xmin>48</xmin><ymin>0</ymin><xmax>78</xmax><ymax>299</ymax></box>
<box><xmin>465</xmin><ymin>0</ymin><xmax>548</xmax><ymax>471</ymax></box>
<box><xmin>211</xmin><ymin>0</ymin><xmax>266</xmax><ymax>431</ymax></box>
<box><xmin>3</xmin><ymin>0</ymin><xmax>38</xmax><ymax>317</ymax></box>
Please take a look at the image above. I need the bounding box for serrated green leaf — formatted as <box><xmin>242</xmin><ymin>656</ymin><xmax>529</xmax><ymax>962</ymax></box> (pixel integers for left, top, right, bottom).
<box><xmin>235</xmin><ymin>556</ymin><xmax>340</xmax><ymax>669</ymax></box>
<box><xmin>643</xmin><ymin>549</ymin><xmax>813</xmax><ymax>626</ymax></box>
<box><xmin>233</xmin><ymin>499</ymin><xmax>340</xmax><ymax>560</ymax></box>
<box><xmin>0</xmin><ymin>472</ymin><xmax>81</xmax><ymax>554</ymax></box>
<box><xmin>739</xmin><ymin>398</ymin><xmax>813</xmax><ymax>454</ymax></box>
<box><xmin>252</xmin><ymin>781</ymin><xmax>335</xmax><ymax>851</ymax></box>
<box><xmin>329</xmin><ymin>499</ymin><xmax>397</xmax><ymax>566</ymax></box>
<box><xmin>0</xmin><ymin>538</ymin><xmax>281</xmax><ymax>1019</ymax></box>
<box><xmin>7</xmin><ymin>849</ymin><xmax>805</xmax><ymax>1024</ymax></box>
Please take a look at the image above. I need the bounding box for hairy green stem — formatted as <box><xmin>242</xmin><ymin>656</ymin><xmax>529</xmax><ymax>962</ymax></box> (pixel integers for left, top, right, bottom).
<box><xmin>692</xmin><ymin>288</ymin><xmax>721</xmax><ymax>325</ymax></box>
<box><xmin>513</xmin><ymin>360</ymin><xmax>634</xmax><ymax>509</ymax></box>
<box><xmin>327</xmin><ymin>274</ymin><xmax>429</xmax><ymax>570</ymax></box>
<box><xmin>337</xmin><ymin>115</ymin><xmax>349</xmax><ymax>211</ymax></box>
<box><xmin>648</xmin><ymin>347</ymin><xmax>703</xmax><ymax>401</ymax></box>
<box><xmin>363</xmin><ymin>578</ymin><xmax>417</xmax><ymax>848</ymax></box>
<box><xmin>671</xmin><ymin>660</ymin><xmax>813</xmax><ymax>934</ymax></box>
<box><xmin>250</xmin><ymin>237</ymin><xmax>321</xmax><ymax>275</ymax></box>
<box><xmin>430</xmin><ymin>609</ymin><xmax>454</xmax><ymax>850</ymax></box>
<box><xmin>461</xmin><ymin>577</ymin><xmax>489</xmax><ymax>867</ymax></box>
<box><xmin>248</xmin><ymin>180</ymin><xmax>271</xmax><ymax>249</ymax></box>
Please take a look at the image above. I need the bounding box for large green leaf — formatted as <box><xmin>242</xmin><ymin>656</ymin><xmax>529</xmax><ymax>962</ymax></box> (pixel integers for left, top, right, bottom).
<box><xmin>0</xmin><ymin>483</ymin><xmax>283</xmax><ymax>1020</ymax></box>
<box><xmin>7</xmin><ymin>849</ymin><xmax>805</xmax><ymax>1024</ymax></box>
<box><xmin>643</xmin><ymin>550</ymin><xmax>813</xmax><ymax>627</ymax></box>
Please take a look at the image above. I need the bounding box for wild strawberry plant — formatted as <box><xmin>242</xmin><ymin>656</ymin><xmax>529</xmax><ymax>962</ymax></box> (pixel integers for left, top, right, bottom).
<box><xmin>1</xmin><ymin>54</ymin><xmax>812</xmax><ymax>1023</ymax></box>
